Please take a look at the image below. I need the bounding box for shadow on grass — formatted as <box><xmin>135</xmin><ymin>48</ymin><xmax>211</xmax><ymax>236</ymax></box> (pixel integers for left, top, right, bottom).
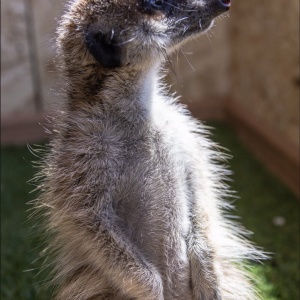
<box><xmin>1</xmin><ymin>123</ymin><xmax>299</xmax><ymax>299</ymax></box>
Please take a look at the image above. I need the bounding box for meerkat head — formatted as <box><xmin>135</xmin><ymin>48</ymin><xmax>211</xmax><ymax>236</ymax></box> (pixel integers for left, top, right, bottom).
<box><xmin>57</xmin><ymin>0</ymin><xmax>230</xmax><ymax>72</ymax></box>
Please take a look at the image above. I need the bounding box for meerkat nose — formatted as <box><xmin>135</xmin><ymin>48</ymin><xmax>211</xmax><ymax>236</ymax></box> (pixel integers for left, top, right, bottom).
<box><xmin>219</xmin><ymin>0</ymin><xmax>231</xmax><ymax>10</ymax></box>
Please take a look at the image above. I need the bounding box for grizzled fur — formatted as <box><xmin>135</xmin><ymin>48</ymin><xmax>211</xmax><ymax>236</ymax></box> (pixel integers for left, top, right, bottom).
<box><xmin>33</xmin><ymin>0</ymin><xmax>265</xmax><ymax>299</ymax></box>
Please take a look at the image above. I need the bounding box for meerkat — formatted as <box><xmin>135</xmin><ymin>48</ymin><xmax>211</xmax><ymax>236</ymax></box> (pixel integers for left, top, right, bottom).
<box><xmin>33</xmin><ymin>0</ymin><xmax>265</xmax><ymax>299</ymax></box>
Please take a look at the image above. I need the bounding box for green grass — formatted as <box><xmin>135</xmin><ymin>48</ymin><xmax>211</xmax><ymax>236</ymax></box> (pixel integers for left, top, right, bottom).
<box><xmin>210</xmin><ymin>123</ymin><xmax>299</xmax><ymax>300</ymax></box>
<box><xmin>1</xmin><ymin>123</ymin><xmax>299</xmax><ymax>299</ymax></box>
<box><xmin>1</xmin><ymin>146</ymin><xmax>50</xmax><ymax>299</ymax></box>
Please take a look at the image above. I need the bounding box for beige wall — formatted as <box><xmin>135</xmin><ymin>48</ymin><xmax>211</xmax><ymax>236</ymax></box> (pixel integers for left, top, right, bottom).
<box><xmin>167</xmin><ymin>17</ymin><xmax>231</xmax><ymax>119</ymax></box>
<box><xmin>1</xmin><ymin>0</ymin><xmax>64</xmax><ymax>117</ymax></box>
<box><xmin>1</xmin><ymin>0</ymin><xmax>34</xmax><ymax>115</ymax></box>
<box><xmin>31</xmin><ymin>0</ymin><xmax>64</xmax><ymax>111</ymax></box>
<box><xmin>229</xmin><ymin>1</ymin><xmax>299</xmax><ymax>147</ymax></box>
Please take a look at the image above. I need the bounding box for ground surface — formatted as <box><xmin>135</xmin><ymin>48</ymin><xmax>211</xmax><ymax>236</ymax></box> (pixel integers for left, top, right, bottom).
<box><xmin>1</xmin><ymin>123</ymin><xmax>299</xmax><ymax>299</ymax></box>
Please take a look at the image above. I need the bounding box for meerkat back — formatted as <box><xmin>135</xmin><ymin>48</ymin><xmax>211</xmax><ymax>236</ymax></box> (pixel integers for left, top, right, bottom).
<box><xmin>34</xmin><ymin>0</ymin><xmax>265</xmax><ymax>299</ymax></box>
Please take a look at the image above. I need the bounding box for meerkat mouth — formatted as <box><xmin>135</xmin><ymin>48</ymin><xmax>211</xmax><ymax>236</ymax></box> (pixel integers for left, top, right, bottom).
<box><xmin>170</xmin><ymin>0</ymin><xmax>230</xmax><ymax>42</ymax></box>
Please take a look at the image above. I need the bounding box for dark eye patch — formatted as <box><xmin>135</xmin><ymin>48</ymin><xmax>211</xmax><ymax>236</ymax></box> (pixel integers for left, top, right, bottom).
<box><xmin>85</xmin><ymin>30</ymin><xmax>122</xmax><ymax>69</ymax></box>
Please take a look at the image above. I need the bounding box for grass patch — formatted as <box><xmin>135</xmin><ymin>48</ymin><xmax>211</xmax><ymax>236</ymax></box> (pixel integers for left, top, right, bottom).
<box><xmin>1</xmin><ymin>146</ymin><xmax>50</xmax><ymax>299</ymax></box>
<box><xmin>1</xmin><ymin>123</ymin><xmax>299</xmax><ymax>299</ymax></box>
<box><xmin>210</xmin><ymin>123</ymin><xmax>299</xmax><ymax>300</ymax></box>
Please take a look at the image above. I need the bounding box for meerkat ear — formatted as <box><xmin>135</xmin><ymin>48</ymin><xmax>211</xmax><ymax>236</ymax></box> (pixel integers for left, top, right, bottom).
<box><xmin>85</xmin><ymin>31</ymin><xmax>122</xmax><ymax>68</ymax></box>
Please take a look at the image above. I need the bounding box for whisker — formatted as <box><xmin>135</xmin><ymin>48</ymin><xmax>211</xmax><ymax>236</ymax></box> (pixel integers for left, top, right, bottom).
<box><xmin>199</xmin><ymin>19</ymin><xmax>203</xmax><ymax>31</ymax></box>
<box><xmin>180</xmin><ymin>24</ymin><xmax>190</xmax><ymax>38</ymax></box>
<box><xmin>181</xmin><ymin>49</ymin><xmax>195</xmax><ymax>72</ymax></box>
<box><xmin>114</xmin><ymin>35</ymin><xmax>138</xmax><ymax>46</ymax></box>
<box><xmin>119</xmin><ymin>27</ymin><xmax>132</xmax><ymax>35</ymax></box>
<box><xmin>205</xmin><ymin>31</ymin><xmax>212</xmax><ymax>42</ymax></box>
<box><xmin>176</xmin><ymin>49</ymin><xmax>180</xmax><ymax>72</ymax></box>
<box><xmin>109</xmin><ymin>28</ymin><xmax>115</xmax><ymax>42</ymax></box>
<box><xmin>161</xmin><ymin>48</ymin><xmax>178</xmax><ymax>80</ymax></box>
<box><xmin>166</xmin><ymin>2</ymin><xmax>197</xmax><ymax>12</ymax></box>
<box><xmin>174</xmin><ymin>16</ymin><xmax>189</xmax><ymax>24</ymax></box>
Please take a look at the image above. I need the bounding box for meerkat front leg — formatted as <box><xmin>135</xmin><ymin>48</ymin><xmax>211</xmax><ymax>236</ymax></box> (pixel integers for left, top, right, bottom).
<box><xmin>53</xmin><ymin>207</ymin><xmax>164</xmax><ymax>300</ymax></box>
<box><xmin>90</xmin><ymin>217</ymin><xmax>164</xmax><ymax>300</ymax></box>
<box><xmin>49</xmin><ymin>195</ymin><xmax>163</xmax><ymax>300</ymax></box>
<box><xmin>185</xmin><ymin>172</ymin><xmax>222</xmax><ymax>300</ymax></box>
<box><xmin>188</xmin><ymin>231</ymin><xmax>222</xmax><ymax>300</ymax></box>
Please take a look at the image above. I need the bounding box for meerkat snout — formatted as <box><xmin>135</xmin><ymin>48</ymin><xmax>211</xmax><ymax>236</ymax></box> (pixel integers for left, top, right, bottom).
<box><xmin>64</xmin><ymin>0</ymin><xmax>231</xmax><ymax>70</ymax></box>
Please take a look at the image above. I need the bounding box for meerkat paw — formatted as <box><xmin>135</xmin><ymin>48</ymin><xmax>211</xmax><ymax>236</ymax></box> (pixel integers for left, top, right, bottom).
<box><xmin>189</xmin><ymin>253</ymin><xmax>222</xmax><ymax>300</ymax></box>
<box><xmin>139</xmin><ymin>269</ymin><xmax>164</xmax><ymax>300</ymax></box>
<box><xmin>193</xmin><ymin>286</ymin><xmax>222</xmax><ymax>300</ymax></box>
<box><xmin>120</xmin><ymin>266</ymin><xmax>164</xmax><ymax>300</ymax></box>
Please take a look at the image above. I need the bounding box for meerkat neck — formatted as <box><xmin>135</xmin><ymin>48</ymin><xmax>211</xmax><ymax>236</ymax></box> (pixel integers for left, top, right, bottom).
<box><xmin>65</xmin><ymin>64</ymin><xmax>160</xmax><ymax>123</ymax></box>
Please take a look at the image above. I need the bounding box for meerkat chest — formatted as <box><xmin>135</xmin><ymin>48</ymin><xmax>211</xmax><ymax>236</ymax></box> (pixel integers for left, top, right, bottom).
<box><xmin>110</xmin><ymin>107</ymin><xmax>195</xmax><ymax>297</ymax></box>
<box><xmin>113</xmin><ymin>126</ymin><xmax>192</xmax><ymax>234</ymax></box>
<box><xmin>112</xmin><ymin>103</ymin><xmax>196</xmax><ymax>258</ymax></box>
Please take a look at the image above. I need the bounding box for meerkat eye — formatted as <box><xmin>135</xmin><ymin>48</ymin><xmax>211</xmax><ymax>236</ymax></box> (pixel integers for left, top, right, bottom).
<box><xmin>148</xmin><ymin>0</ymin><xmax>164</xmax><ymax>9</ymax></box>
<box><xmin>141</xmin><ymin>0</ymin><xmax>169</xmax><ymax>14</ymax></box>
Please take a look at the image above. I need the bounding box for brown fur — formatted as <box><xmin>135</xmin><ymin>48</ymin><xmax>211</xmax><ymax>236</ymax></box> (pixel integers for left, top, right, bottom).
<box><xmin>33</xmin><ymin>0</ymin><xmax>265</xmax><ymax>299</ymax></box>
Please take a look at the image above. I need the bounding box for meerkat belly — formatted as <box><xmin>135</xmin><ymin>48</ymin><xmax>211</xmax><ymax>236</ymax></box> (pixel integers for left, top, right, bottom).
<box><xmin>112</xmin><ymin>143</ymin><xmax>193</xmax><ymax>299</ymax></box>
